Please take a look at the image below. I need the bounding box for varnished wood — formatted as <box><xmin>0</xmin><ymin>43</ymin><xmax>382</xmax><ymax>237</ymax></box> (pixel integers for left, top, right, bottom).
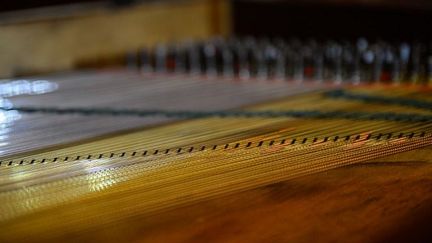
<box><xmin>0</xmin><ymin>0</ymin><xmax>231</xmax><ymax>77</ymax></box>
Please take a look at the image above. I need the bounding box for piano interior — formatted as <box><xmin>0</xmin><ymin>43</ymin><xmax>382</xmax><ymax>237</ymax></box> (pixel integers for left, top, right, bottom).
<box><xmin>0</xmin><ymin>1</ymin><xmax>432</xmax><ymax>242</ymax></box>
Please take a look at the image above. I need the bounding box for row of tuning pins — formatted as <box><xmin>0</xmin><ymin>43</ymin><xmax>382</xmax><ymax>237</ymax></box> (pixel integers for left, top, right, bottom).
<box><xmin>126</xmin><ymin>37</ymin><xmax>432</xmax><ymax>84</ymax></box>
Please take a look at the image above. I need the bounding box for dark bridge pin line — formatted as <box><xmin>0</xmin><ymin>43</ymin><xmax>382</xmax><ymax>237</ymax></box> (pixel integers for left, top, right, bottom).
<box><xmin>1</xmin><ymin>132</ymin><xmax>430</xmax><ymax>167</ymax></box>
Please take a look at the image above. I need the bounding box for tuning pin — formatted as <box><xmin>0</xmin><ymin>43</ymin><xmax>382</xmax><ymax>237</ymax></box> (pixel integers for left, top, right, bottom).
<box><xmin>398</xmin><ymin>42</ymin><xmax>411</xmax><ymax>83</ymax></box>
<box><xmin>391</xmin><ymin>56</ymin><xmax>402</xmax><ymax>84</ymax></box>
<box><xmin>285</xmin><ymin>39</ymin><xmax>303</xmax><ymax>82</ymax></box>
<box><xmin>203</xmin><ymin>42</ymin><xmax>218</xmax><ymax>77</ymax></box>
<box><xmin>354</xmin><ymin>38</ymin><xmax>368</xmax><ymax>83</ymax></box>
<box><xmin>324</xmin><ymin>41</ymin><xmax>342</xmax><ymax>83</ymax></box>
<box><xmin>302</xmin><ymin>40</ymin><xmax>316</xmax><ymax>81</ymax></box>
<box><xmin>273</xmin><ymin>37</ymin><xmax>287</xmax><ymax>51</ymax></box>
<box><xmin>334</xmin><ymin>45</ymin><xmax>343</xmax><ymax>84</ymax></box>
<box><xmin>173</xmin><ymin>44</ymin><xmax>186</xmax><ymax>74</ymax></box>
<box><xmin>126</xmin><ymin>51</ymin><xmax>139</xmax><ymax>70</ymax></box>
<box><xmin>351</xmin><ymin>39</ymin><xmax>366</xmax><ymax>84</ymax></box>
<box><xmin>274</xmin><ymin>51</ymin><xmax>287</xmax><ymax>80</ymax></box>
<box><xmin>139</xmin><ymin>48</ymin><xmax>153</xmax><ymax>73</ymax></box>
<box><xmin>186</xmin><ymin>41</ymin><xmax>201</xmax><ymax>75</ymax></box>
<box><xmin>221</xmin><ymin>44</ymin><xmax>234</xmax><ymax>78</ymax></box>
<box><xmin>341</xmin><ymin>42</ymin><xmax>356</xmax><ymax>83</ymax></box>
<box><xmin>165</xmin><ymin>45</ymin><xmax>178</xmax><ymax>73</ymax></box>
<box><xmin>428</xmin><ymin>55</ymin><xmax>432</xmax><ymax>85</ymax></box>
<box><xmin>385</xmin><ymin>45</ymin><xmax>400</xmax><ymax>83</ymax></box>
<box><xmin>409</xmin><ymin>42</ymin><xmax>427</xmax><ymax>84</ymax></box>
<box><xmin>236</xmin><ymin>40</ymin><xmax>250</xmax><ymax>79</ymax></box>
<box><xmin>154</xmin><ymin>44</ymin><xmax>168</xmax><ymax>73</ymax></box>
<box><xmin>250</xmin><ymin>46</ymin><xmax>264</xmax><ymax>79</ymax></box>
<box><xmin>293</xmin><ymin>49</ymin><xmax>304</xmax><ymax>82</ymax></box>
<box><xmin>428</xmin><ymin>43</ymin><xmax>432</xmax><ymax>85</ymax></box>
<box><xmin>379</xmin><ymin>44</ymin><xmax>395</xmax><ymax>83</ymax></box>
<box><xmin>372</xmin><ymin>43</ymin><xmax>385</xmax><ymax>82</ymax></box>
<box><xmin>360</xmin><ymin>45</ymin><xmax>374</xmax><ymax>83</ymax></box>
<box><xmin>313</xmin><ymin>43</ymin><xmax>324</xmax><ymax>82</ymax></box>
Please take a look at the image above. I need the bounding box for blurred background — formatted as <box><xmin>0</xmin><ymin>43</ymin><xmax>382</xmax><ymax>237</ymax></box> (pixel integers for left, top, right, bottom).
<box><xmin>0</xmin><ymin>0</ymin><xmax>431</xmax><ymax>79</ymax></box>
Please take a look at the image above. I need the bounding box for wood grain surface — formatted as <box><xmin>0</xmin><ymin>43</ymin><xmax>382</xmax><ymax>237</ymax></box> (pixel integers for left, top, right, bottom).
<box><xmin>0</xmin><ymin>0</ymin><xmax>231</xmax><ymax>77</ymax></box>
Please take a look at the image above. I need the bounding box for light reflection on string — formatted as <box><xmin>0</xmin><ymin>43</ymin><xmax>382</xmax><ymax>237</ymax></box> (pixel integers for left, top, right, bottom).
<box><xmin>0</xmin><ymin>79</ymin><xmax>58</xmax><ymax>155</ymax></box>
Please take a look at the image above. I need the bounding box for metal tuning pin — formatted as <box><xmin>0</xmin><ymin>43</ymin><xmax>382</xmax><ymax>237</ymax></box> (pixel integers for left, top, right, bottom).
<box><xmin>398</xmin><ymin>42</ymin><xmax>411</xmax><ymax>83</ymax></box>
<box><xmin>174</xmin><ymin>43</ymin><xmax>186</xmax><ymax>74</ymax></box>
<box><xmin>341</xmin><ymin>42</ymin><xmax>355</xmax><ymax>83</ymax></box>
<box><xmin>126</xmin><ymin>50</ymin><xmax>139</xmax><ymax>70</ymax></box>
<box><xmin>324</xmin><ymin>41</ymin><xmax>343</xmax><ymax>84</ymax></box>
<box><xmin>203</xmin><ymin>41</ymin><xmax>217</xmax><ymax>77</ymax></box>
<box><xmin>313</xmin><ymin>42</ymin><xmax>324</xmax><ymax>82</ymax></box>
<box><xmin>391</xmin><ymin>47</ymin><xmax>402</xmax><ymax>84</ymax></box>
<box><xmin>186</xmin><ymin>41</ymin><xmax>201</xmax><ymax>75</ymax></box>
<box><xmin>409</xmin><ymin>42</ymin><xmax>425</xmax><ymax>84</ymax></box>
<box><xmin>122</xmin><ymin>36</ymin><xmax>432</xmax><ymax>85</ymax></box>
<box><xmin>302</xmin><ymin>40</ymin><xmax>315</xmax><ymax>81</ymax></box>
<box><xmin>383</xmin><ymin>45</ymin><xmax>398</xmax><ymax>83</ymax></box>
<box><xmin>140</xmin><ymin>47</ymin><xmax>153</xmax><ymax>73</ymax></box>
<box><xmin>154</xmin><ymin>44</ymin><xmax>168</xmax><ymax>73</ymax></box>
<box><xmin>360</xmin><ymin>44</ymin><xmax>375</xmax><ymax>83</ymax></box>
<box><xmin>353</xmin><ymin>38</ymin><xmax>368</xmax><ymax>84</ymax></box>
<box><xmin>428</xmin><ymin>43</ymin><xmax>432</xmax><ymax>84</ymax></box>
<box><xmin>285</xmin><ymin>38</ymin><xmax>303</xmax><ymax>82</ymax></box>
<box><xmin>263</xmin><ymin>43</ymin><xmax>278</xmax><ymax>80</ymax></box>
<box><xmin>273</xmin><ymin>38</ymin><xmax>287</xmax><ymax>80</ymax></box>
<box><xmin>255</xmin><ymin>43</ymin><xmax>269</xmax><ymax>80</ymax></box>
<box><xmin>221</xmin><ymin>42</ymin><xmax>234</xmax><ymax>78</ymax></box>
<box><xmin>236</xmin><ymin>38</ymin><xmax>251</xmax><ymax>79</ymax></box>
